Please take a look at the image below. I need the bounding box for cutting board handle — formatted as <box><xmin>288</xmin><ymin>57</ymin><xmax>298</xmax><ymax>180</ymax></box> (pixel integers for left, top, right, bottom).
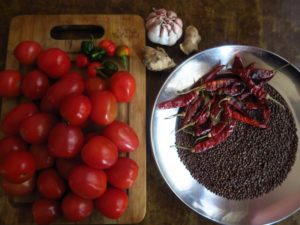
<box><xmin>50</xmin><ymin>25</ymin><xmax>104</xmax><ymax>40</ymax></box>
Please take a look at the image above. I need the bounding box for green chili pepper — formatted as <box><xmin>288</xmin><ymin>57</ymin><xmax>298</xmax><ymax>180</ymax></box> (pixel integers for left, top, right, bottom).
<box><xmin>101</xmin><ymin>61</ymin><xmax>118</xmax><ymax>77</ymax></box>
<box><xmin>116</xmin><ymin>45</ymin><xmax>130</xmax><ymax>70</ymax></box>
<box><xmin>81</xmin><ymin>40</ymin><xmax>95</xmax><ymax>55</ymax></box>
<box><xmin>89</xmin><ymin>48</ymin><xmax>106</xmax><ymax>61</ymax></box>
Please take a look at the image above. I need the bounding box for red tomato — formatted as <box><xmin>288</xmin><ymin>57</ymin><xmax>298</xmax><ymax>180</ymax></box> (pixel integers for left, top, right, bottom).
<box><xmin>84</xmin><ymin>77</ymin><xmax>106</xmax><ymax>95</ymax></box>
<box><xmin>32</xmin><ymin>198</ymin><xmax>60</xmax><ymax>225</ymax></box>
<box><xmin>48</xmin><ymin>123</ymin><xmax>84</xmax><ymax>158</ymax></box>
<box><xmin>1</xmin><ymin>102</ymin><xmax>38</xmax><ymax>135</ymax></box>
<box><xmin>0</xmin><ymin>70</ymin><xmax>21</xmax><ymax>97</ymax></box>
<box><xmin>37</xmin><ymin>169</ymin><xmax>65</xmax><ymax>199</ymax></box>
<box><xmin>76</xmin><ymin>54</ymin><xmax>89</xmax><ymax>68</ymax></box>
<box><xmin>37</xmin><ymin>48</ymin><xmax>71</xmax><ymax>78</ymax></box>
<box><xmin>109</xmin><ymin>71</ymin><xmax>136</xmax><ymax>102</ymax></box>
<box><xmin>20</xmin><ymin>113</ymin><xmax>56</xmax><ymax>144</ymax></box>
<box><xmin>81</xmin><ymin>136</ymin><xmax>118</xmax><ymax>169</ymax></box>
<box><xmin>103</xmin><ymin>121</ymin><xmax>139</xmax><ymax>152</ymax></box>
<box><xmin>90</xmin><ymin>91</ymin><xmax>117</xmax><ymax>126</ymax></box>
<box><xmin>1</xmin><ymin>176</ymin><xmax>35</xmax><ymax>196</ymax></box>
<box><xmin>62</xmin><ymin>193</ymin><xmax>93</xmax><ymax>222</ymax></box>
<box><xmin>41</xmin><ymin>76</ymin><xmax>85</xmax><ymax>112</ymax></box>
<box><xmin>21</xmin><ymin>70</ymin><xmax>49</xmax><ymax>100</ymax></box>
<box><xmin>87</xmin><ymin>62</ymin><xmax>102</xmax><ymax>78</ymax></box>
<box><xmin>106</xmin><ymin>157</ymin><xmax>138</xmax><ymax>189</ymax></box>
<box><xmin>0</xmin><ymin>151</ymin><xmax>36</xmax><ymax>183</ymax></box>
<box><xmin>0</xmin><ymin>136</ymin><xmax>27</xmax><ymax>158</ymax></box>
<box><xmin>68</xmin><ymin>165</ymin><xmax>107</xmax><ymax>199</ymax></box>
<box><xmin>56</xmin><ymin>157</ymin><xmax>81</xmax><ymax>179</ymax></box>
<box><xmin>13</xmin><ymin>41</ymin><xmax>43</xmax><ymax>65</ymax></box>
<box><xmin>62</xmin><ymin>71</ymin><xmax>84</xmax><ymax>81</ymax></box>
<box><xmin>60</xmin><ymin>94</ymin><xmax>92</xmax><ymax>125</ymax></box>
<box><xmin>30</xmin><ymin>144</ymin><xmax>54</xmax><ymax>170</ymax></box>
<box><xmin>94</xmin><ymin>187</ymin><xmax>128</xmax><ymax>219</ymax></box>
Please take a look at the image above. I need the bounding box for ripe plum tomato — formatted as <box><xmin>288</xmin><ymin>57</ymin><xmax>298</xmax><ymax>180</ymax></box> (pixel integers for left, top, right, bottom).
<box><xmin>0</xmin><ymin>70</ymin><xmax>21</xmax><ymax>97</ymax></box>
<box><xmin>41</xmin><ymin>76</ymin><xmax>84</xmax><ymax>112</ymax></box>
<box><xmin>13</xmin><ymin>40</ymin><xmax>42</xmax><ymax>65</ymax></box>
<box><xmin>94</xmin><ymin>187</ymin><xmax>128</xmax><ymax>219</ymax></box>
<box><xmin>84</xmin><ymin>77</ymin><xmax>106</xmax><ymax>95</ymax></box>
<box><xmin>30</xmin><ymin>144</ymin><xmax>54</xmax><ymax>170</ymax></box>
<box><xmin>0</xmin><ymin>151</ymin><xmax>36</xmax><ymax>183</ymax></box>
<box><xmin>60</xmin><ymin>94</ymin><xmax>91</xmax><ymax>125</ymax></box>
<box><xmin>1</xmin><ymin>176</ymin><xmax>35</xmax><ymax>196</ymax></box>
<box><xmin>89</xmin><ymin>91</ymin><xmax>117</xmax><ymax>126</ymax></box>
<box><xmin>81</xmin><ymin>136</ymin><xmax>118</xmax><ymax>169</ymax></box>
<box><xmin>20</xmin><ymin>113</ymin><xmax>56</xmax><ymax>144</ymax></box>
<box><xmin>48</xmin><ymin>123</ymin><xmax>84</xmax><ymax>158</ymax></box>
<box><xmin>1</xmin><ymin>102</ymin><xmax>38</xmax><ymax>135</ymax></box>
<box><xmin>56</xmin><ymin>157</ymin><xmax>81</xmax><ymax>179</ymax></box>
<box><xmin>37</xmin><ymin>169</ymin><xmax>65</xmax><ymax>199</ymax></box>
<box><xmin>62</xmin><ymin>71</ymin><xmax>84</xmax><ymax>81</ymax></box>
<box><xmin>109</xmin><ymin>71</ymin><xmax>136</xmax><ymax>102</ymax></box>
<box><xmin>0</xmin><ymin>136</ymin><xmax>27</xmax><ymax>158</ymax></box>
<box><xmin>68</xmin><ymin>165</ymin><xmax>107</xmax><ymax>199</ymax></box>
<box><xmin>32</xmin><ymin>198</ymin><xmax>60</xmax><ymax>225</ymax></box>
<box><xmin>103</xmin><ymin>121</ymin><xmax>139</xmax><ymax>152</ymax></box>
<box><xmin>37</xmin><ymin>48</ymin><xmax>71</xmax><ymax>78</ymax></box>
<box><xmin>106</xmin><ymin>157</ymin><xmax>138</xmax><ymax>189</ymax></box>
<box><xmin>21</xmin><ymin>70</ymin><xmax>49</xmax><ymax>100</ymax></box>
<box><xmin>62</xmin><ymin>193</ymin><xmax>93</xmax><ymax>222</ymax></box>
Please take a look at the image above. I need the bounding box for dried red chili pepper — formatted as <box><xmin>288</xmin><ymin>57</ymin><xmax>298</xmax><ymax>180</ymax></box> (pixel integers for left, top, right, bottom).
<box><xmin>244</xmin><ymin>102</ymin><xmax>259</xmax><ymax>110</ymax></box>
<box><xmin>228</xmin><ymin>108</ymin><xmax>267</xmax><ymax>128</ymax></box>
<box><xmin>232</xmin><ymin>55</ymin><xmax>244</xmax><ymax>69</ymax></box>
<box><xmin>251</xmin><ymin>69</ymin><xmax>274</xmax><ymax>81</ymax></box>
<box><xmin>193</xmin><ymin>121</ymin><xmax>235</xmax><ymax>153</ymax></box>
<box><xmin>182</xmin><ymin>95</ymin><xmax>204</xmax><ymax>125</ymax></box>
<box><xmin>216</xmin><ymin>82</ymin><xmax>245</xmax><ymax>97</ymax></box>
<box><xmin>195</xmin><ymin>122</ymin><xmax>211</xmax><ymax>137</ymax></box>
<box><xmin>158</xmin><ymin>91</ymin><xmax>198</xmax><ymax>109</ymax></box>
<box><xmin>239</xmin><ymin>69</ymin><xmax>267</xmax><ymax>100</ymax></box>
<box><xmin>195</xmin><ymin>96</ymin><xmax>215</xmax><ymax>126</ymax></box>
<box><xmin>192</xmin><ymin>63</ymin><xmax>224</xmax><ymax>88</ymax></box>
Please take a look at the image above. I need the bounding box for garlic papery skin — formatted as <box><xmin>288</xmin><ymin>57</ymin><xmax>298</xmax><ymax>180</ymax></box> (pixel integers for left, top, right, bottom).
<box><xmin>145</xmin><ymin>8</ymin><xmax>183</xmax><ymax>46</ymax></box>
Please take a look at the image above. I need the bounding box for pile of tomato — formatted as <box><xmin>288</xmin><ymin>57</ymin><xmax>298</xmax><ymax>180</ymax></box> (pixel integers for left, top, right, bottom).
<box><xmin>0</xmin><ymin>40</ymin><xmax>139</xmax><ymax>225</ymax></box>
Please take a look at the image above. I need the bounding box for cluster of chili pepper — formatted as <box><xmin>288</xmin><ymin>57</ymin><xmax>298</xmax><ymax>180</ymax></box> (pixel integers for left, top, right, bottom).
<box><xmin>158</xmin><ymin>55</ymin><xmax>284</xmax><ymax>153</ymax></box>
<box><xmin>76</xmin><ymin>37</ymin><xmax>131</xmax><ymax>78</ymax></box>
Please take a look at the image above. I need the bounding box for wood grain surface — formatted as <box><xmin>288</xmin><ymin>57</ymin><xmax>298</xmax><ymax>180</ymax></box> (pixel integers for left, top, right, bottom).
<box><xmin>0</xmin><ymin>14</ymin><xmax>146</xmax><ymax>224</ymax></box>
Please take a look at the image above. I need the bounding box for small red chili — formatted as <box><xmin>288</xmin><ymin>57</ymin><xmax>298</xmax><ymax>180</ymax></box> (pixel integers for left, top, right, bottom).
<box><xmin>87</xmin><ymin>62</ymin><xmax>102</xmax><ymax>78</ymax></box>
<box><xmin>116</xmin><ymin>45</ymin><xmax>130</xmax><ymax>70</ymax></box>
<box><xmin>98</xmin><ymin>39</ymin><xmax>116</xmax><ymax>57</ymax></box>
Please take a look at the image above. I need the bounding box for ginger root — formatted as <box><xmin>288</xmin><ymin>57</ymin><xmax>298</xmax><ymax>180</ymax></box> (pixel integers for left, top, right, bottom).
<box><xmin>180</xmin><ymin>25</ymin><xmax>201</xmax><ymax>55</ymax></box>
<box><xmin>142</xmin><ymin>46</ymin><xmax>176</xmax><ymax>71</ymax></box>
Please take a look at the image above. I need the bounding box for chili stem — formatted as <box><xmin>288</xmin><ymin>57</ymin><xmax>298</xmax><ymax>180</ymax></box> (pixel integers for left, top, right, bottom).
<box><xmin>175</xmin><ymin>122</ymin><xmax>195</xmax><ymax>134</ymax></box>
<box><xmin>266</xmin><ymin>94</ymin><xmax>285</xmax><ymax>109</ymax></box>
<box><xmin>194</xmin><ymin>134</ymin><xmax>209</xmax><ymax>143</ymax></box>
<box><xmin>170</xmin><ymin>144</ymin><xmax>192</xmax><ymax>151</ymax></box>
<box><xmin>164</xmin><ymin>113</ymin><xmax>185</xmax><ymax>119</ymax></box>
<box><xmin>273</xmin><ymin>63</ymin><xmax>290</xmax><ymax>74</ymax></box>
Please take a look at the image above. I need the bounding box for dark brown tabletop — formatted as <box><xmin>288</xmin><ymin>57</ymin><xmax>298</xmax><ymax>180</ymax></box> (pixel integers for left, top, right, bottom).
<box><xmin>0</xmin><ymin>0</ymin><xmax>300</xmax><ymax>224</ymax></box>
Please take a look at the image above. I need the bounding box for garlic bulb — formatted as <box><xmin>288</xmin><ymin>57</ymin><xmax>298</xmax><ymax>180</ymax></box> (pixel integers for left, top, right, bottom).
<box><xmin>145</xmin><ymin>8</ymin><xmax>183</xmax><ymax>46</ymax></box>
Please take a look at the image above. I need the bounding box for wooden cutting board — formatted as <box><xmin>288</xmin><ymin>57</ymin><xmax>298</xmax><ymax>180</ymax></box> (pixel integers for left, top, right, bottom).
<box><xmin>0</xmin><ymin>15</ymin><xmax>146</xmax><ymax>224</ymax></box>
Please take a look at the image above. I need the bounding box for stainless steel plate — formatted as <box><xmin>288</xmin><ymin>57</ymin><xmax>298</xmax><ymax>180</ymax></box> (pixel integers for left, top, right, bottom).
<box><xmin>150</xmin><ymin>45</ymin><xmax>300</xmax><ymax>225</ymax></box>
